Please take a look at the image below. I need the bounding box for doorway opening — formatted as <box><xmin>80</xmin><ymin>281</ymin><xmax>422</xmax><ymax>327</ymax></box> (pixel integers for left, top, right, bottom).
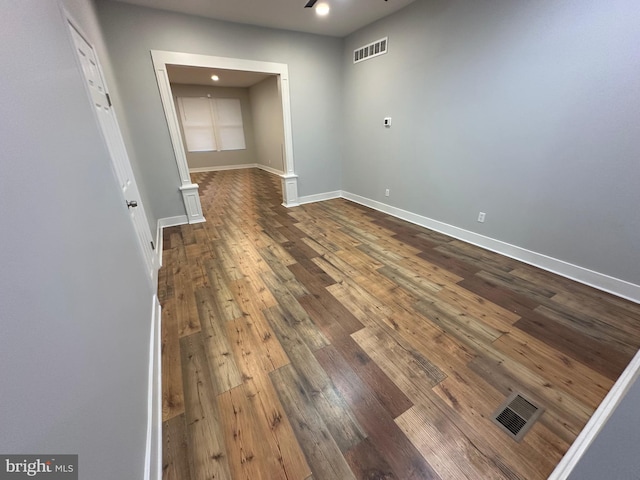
<box><xmin>151</xmin><ymin>51</ymin><xmax>299</xmax><ymax>224</ymax></box>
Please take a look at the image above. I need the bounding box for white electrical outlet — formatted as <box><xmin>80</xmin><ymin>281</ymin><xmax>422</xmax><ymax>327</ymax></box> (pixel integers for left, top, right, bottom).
<box><xmin>385</xmin><ymin>189</ymin><xmax>390</xmax><ymax>197</ymax></box>
<box><xmin>478</xmin><ymin>212</ymin><xmax>486</xmax><ymax>223</ymax></box>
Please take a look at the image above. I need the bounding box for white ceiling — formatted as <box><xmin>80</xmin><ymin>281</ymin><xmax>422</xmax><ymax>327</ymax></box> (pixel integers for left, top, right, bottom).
<box><xmin>167</xmin><ymin>65</ymin><xmax>272</xmax><ymax>87</ymax></box>
<box><xmin>111</xmin><ymin>0</ymin><xmax>417</xmax><ymax>37</ymax></box>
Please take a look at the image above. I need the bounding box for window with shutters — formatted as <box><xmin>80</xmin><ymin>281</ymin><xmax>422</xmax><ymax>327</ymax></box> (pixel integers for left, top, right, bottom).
<box><xmin>177</xmin><ymin>96</ymin><xmax>246</xmax><ymax>152</ymax></box>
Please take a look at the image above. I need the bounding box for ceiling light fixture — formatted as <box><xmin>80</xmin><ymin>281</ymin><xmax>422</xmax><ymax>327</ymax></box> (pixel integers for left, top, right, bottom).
<box><xmin>315</xmin><ymin>2</ymin><xmax>330</xmax><ymax>16</ymax></box>
<box><xmin>211</xmin><ymin>75</ymin><xmax>219</xmax><ymax>81</ymax></box>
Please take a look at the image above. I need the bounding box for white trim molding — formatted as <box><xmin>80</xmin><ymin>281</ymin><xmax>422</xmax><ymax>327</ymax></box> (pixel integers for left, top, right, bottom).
<box><xmin>144</xmin><ymin>296</ymin><xmax>162</xmax><ymax>480</ymax></box>
<box><xmin>189</xmin><ymin>164</ymin><xmax>285</xmax><ymax>176</ymax></box>
<box><xmin>179</xmin><ymin>184</ymin><xmax>205</xmax><ymax>224</ymax></box>
<box><xmin>156</xmin><ymin>215</ymin><xmax>189</xmax><ymax>267</ymax></box>
<box><xmin>190</xmin><ymin>164</ymin><xmax>257</xmax><ymax>173</ymax></box>
<box><xmin>341</xmin><ymin>191</ymin><xmax>640</xmax><ymax>304</ymax></box>
<box><xmin>299</xmin><ymin>190</ymin><xmax>342</xmax><ymax>205</ymax></box>
<box><xmin>549</xmin><ymin>349</ymin><xmax>640</xmax><ymax>479</ymax></box>
<box><xmin>150</xmin><ymin>53</ymin><xmax>206</xmax><ymax>223</ymax></box>
<box><xmin>158</xmin><ymin>215</ymin><xmax>190</xmax><ymax>229</ymax></box>
<box><xmin>257</xmin><ymin>164</ymin><xmax>285</xmax><ymax>176</ymax></box>
<box><xmin>150</xmin><ymin>50</ymin><xmax>298</xmax><ymax>208</ymax></box>
<box><xmin>281</xmin><ymin>173</ymin><xmax>300</xmax><ymax>208</ymax></box>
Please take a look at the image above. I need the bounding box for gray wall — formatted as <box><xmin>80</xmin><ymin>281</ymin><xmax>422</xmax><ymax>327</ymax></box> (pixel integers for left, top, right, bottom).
<box><xmin>568</xmin><ymin>374</ymin><xmax>640</xmax><ymax>479</ymax></box>
<box><xmin>250</xmin><ymin>76</ymin><xmax>286</xmax><ymax>172</ymax></box>
<box><xmin>342</xmin><ymin>0</ymin><xmax>640</xmax><ymax>285</ymax></box>
<box><xmin>64</xmin><ymin>0</ymin><xmax>157</xmax><ymax>233</ymax></box>
<box><xmin>95</xmin><ymin>0</ymin><xmax>344</xmax><ymax>212</ymax></box>
<box><xmin>0</xmin><ymin>0</ymin><xmax>153</xmax><ymax>478</ymax></box>
<box><xmin>171</xmin><ymin>84</ymin><xmax>257</xmax><ymax>170</ymax></box>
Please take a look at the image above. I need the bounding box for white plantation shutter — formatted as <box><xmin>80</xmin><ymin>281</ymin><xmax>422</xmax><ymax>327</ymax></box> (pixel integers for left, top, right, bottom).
<box><xmin>177</xmin><ymin>96</ymin><xmax>245</xmax><ymax>152</ymax></box>
<box><xmin>214</xmin><ymin>98</ymin><xmax>246</xmax><ymax>150</ymax></box>
<box><xmin>178</xmin><ymin>97</ymin><xmax>217</xmax><ymax>152</ymax></box>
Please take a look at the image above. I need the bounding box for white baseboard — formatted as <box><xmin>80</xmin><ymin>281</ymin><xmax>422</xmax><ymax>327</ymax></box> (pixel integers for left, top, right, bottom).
<box><xmin>256</xmin><ymin>164</ymin><xmax>285</xmax><ymax>176</ymax></box>
<box><xmin>549</xmin><ymin>348</ymin><xmax>640</xmax><ymax>479</ymax></box>
<box><xmin>299</xmin><ymin>190</ymin><xmax>342</xmax><ymax>205</ymax></box>
<box><xmin>156</xmin><ymin>215</ymin><xmax>189</xmax><ymax>267</ymax></box>
<box><xmin>189</xmin><ymin>164</ymin><xmax>258</xmax><ymax>173</ymax></box>
<box><xmin>145</xmin><ymin>296</ymin><xmax>162</xmax><ymax>480</ymax></box>
<box><xmin>340</xmin><ymin>191</ymin><xmax>640</xmax><ymax>304</ymax></box>
<box><xmin>189</xmin><ymin>164</ymin><xmax>285</xmax><ymax>176</ymax></box>
<box><xmin>158</xmin><ymin>215</ymin><xmax>189</xmax><ymax>229</ymax></box>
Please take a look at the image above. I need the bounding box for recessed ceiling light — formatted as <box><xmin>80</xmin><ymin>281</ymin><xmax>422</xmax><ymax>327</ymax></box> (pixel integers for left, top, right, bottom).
<box><xmin>211</xmin><ymin>75</ymin><xmax>219</xmax><ymax>81</ymax></box>
<box><xmin>316</xmin><ymin>2</ymin><xmax>330</xmax><ymax>16</ymax></box>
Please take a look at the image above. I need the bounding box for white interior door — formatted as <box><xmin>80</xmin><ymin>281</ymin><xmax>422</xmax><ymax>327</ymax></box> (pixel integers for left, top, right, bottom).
<box><xmin>68</xmin><ymin>21</ymin><xmax>157</xmax><ymax>279</ymax></box>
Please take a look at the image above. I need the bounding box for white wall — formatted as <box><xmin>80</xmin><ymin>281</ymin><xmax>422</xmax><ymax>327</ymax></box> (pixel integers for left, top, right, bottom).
<box><xmin>95</xmin><ymin>0</ymin><xmax>344</xmax><ymax>213</ymax></box>
<box><xmin>0</xmin><ymin>1</ymin><xmax>153</xmax><ymax>478</ymax></box>
<box><xmin>171</xmin><ymin>84</ymin><xmax>257</xmax><ymax>170</ymax></box>
<box><xmin>342</xmin><ymin>0</ymin><xmax>640</xmax><ymax>287</ymax></box>
<box><xmin>250</xmin><ymin>76</ymin><xmax>286</xmax><ymax>172</ymax></box>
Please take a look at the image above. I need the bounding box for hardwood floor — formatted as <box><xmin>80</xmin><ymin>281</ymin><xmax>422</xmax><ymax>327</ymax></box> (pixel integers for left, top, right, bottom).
<box><xmin>159</xmin><ymin>168</ymin><xmax>640</xmax><ymax>480</ymax></box>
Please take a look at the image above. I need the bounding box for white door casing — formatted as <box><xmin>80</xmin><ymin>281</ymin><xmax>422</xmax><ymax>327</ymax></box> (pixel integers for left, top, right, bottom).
<box><xmin>68</xmin><ymin>20</ymin><xmax>157</xmax><ymax>280</ymax></box>
<box><xmin>150</xmin><ymin>50</ymin><xmax>299</xmax><ymax>211</ymax></box>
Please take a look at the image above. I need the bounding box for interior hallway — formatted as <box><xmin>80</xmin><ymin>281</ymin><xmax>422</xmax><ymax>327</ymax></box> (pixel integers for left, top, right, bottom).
<box><xmin>159</xmin><ymin>168</ymin><xmax>640</xmax><ymax>480</ymax></box>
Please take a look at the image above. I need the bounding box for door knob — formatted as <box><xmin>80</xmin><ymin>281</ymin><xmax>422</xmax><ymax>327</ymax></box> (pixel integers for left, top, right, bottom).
<box><xmin>127</xmin><ymin>200</ymin><xmax>138</xmax><ymax>208</ymax></box>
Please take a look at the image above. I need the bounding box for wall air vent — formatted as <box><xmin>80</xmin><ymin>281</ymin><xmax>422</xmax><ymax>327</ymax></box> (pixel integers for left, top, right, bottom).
<box><xmin>353</xmin><ymin>37</ymin><xmax>388</xmax><ymax>64</ymax></box>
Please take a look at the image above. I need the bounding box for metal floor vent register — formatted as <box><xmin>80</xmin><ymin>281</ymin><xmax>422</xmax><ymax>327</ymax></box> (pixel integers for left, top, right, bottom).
<box><xmin>492</xmin><ymin>392</ymin><xmax>544</xmax><ymax>442</ymax></box>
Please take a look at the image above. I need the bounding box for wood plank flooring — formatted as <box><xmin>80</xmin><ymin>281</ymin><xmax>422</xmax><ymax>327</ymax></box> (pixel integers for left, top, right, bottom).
<box><xmin>159</xmin><ymin>168</ymin><xmax>640</xmax><ymax>480</ymax></box>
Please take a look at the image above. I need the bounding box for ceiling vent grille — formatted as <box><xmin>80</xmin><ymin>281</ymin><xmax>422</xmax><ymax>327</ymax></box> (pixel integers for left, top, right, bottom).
<box><xmin>491</xmin><ymin>392</ymin><xmax>544</xmax><ymax>442</ymax></box>
<box><xmin>353</xmin><ymin>37</ymin><xmax>388</xmax><ymax>64</ymax></box>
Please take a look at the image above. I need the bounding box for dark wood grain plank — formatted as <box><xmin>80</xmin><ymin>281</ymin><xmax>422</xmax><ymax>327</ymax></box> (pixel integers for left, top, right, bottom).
<box><xmin>534</xmin><ymin>303</ymin><xmax>639</xmax><ymax>354</ymax></box>
<box><xmin>263</xmin><ymin>306</ymin><xmax>366</xmax><ymax>452</ymax></box>
<box><xmin>457</xmin><ymin>276</ymin><xmax>539</xmax><ymax>314</ymax></box>
<box><xmin>162</xmin><ymin>414</ymin><xmax>192</xmax><ymax>480</ymax></box>
<box><xmin>288</xmin><ymin>261</ymin><xmax>336</xmax><ymax>292</ymax></box>
<box><xmin>281</xmin><ymin>239</ymin><xmax>321</xmax><ymax>262</ymax></box>
<box><xmin>298</xmin><ymin>293</ymin><xmax>362</xmax><ymax>341</ymax></box>
<box><xmin>332</xmin><ymin>335</ymin><xmax>414</xmax><ymax>419</ymax></box>
<box><xmin>392</xmin><ymin>231</ymin><xmax>439</xmax><ymax>252</ymax></box>
<box><xmin>345</xmin><ymin>438</ymin><xmax>399</xmax><ymax>480</ymax></box>
<box><xmin>270</xmin><ymin>365</ymin><xmax>358</xmax><ymax>480</ymax></box>
<box><xmin>316</xmin><ymin>345</ymin><xmax>441</xmax><ymax>480</ymax></box>
<box><xmin>416</xmin><ymin>248</ymin><xmax>482</xmax><ymax>279</ymax></box>
<box><xmin>514</xmin><ymin>311</ymin><xmax>632</xmax><ymax>381</ymax></box>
